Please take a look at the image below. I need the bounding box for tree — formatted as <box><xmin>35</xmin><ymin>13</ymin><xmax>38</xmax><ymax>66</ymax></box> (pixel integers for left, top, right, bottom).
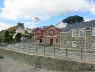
<box><xmin>4</xmin><ymin>30</ymin><xmax>10</xmax><ymax>43</ymax></box>
<box><xmin>15</xmin><ymin>33</ymin><xmax>22</xmax><ymax>42</ymax></box>
<box><xmin>2</xmin><ymin>30</ymin><xmax>14</xmax><ymax>43</ymax></box>
<box><xmin>63</xmin><ymin>15</ymin><xmax>84</xmax><ymax>24</ymax></box>
<box><xmin>7</xmin><ymin>26</ymin><xmax>16</xmax><ymax>32</ymax></box>
<box><xmin>7</xmin><ymin>26</ymin><xmax>16</xmax><ymax>36</ymax></box>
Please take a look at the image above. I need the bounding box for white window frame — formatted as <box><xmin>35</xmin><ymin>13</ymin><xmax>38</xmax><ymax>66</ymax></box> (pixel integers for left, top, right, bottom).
<box><xmin>92</xmin><ymin>27</ymin><xmax>95</xmax><ymax>36</ymax></box>
<box><xmin>72</xmin><ymin>29</ymin><xmax>79</xmax><ymax>37</ymax></box>
<box><xmin>79</xmin><ymin>30</ymin><xmax>85</xmax><ymax>37</ymax></box>
<box><xmin>72</xmin><ymin>29</ymin><xmax>85</xmax><ymax>37</ymax></box>
<box><xmin>72</xmin><ymin>41</ymin><xmax>78</xmax><ymax>48</ymax></box>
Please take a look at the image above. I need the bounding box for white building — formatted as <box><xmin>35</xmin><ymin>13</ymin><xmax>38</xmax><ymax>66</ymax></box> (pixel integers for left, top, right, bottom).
<box><xmin>63</xmin><ymin>20</ymin><xmax>95</xmax><ymax>37</ymax></box>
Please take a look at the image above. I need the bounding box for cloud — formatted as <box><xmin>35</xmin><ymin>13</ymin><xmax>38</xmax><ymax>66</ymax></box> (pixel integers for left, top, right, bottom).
<box><xmin>90</xmin><ymin>5</ymin><xmax>95</xmax><ymax>15</ymax></box>
<box><xmin>0</xmin><ymin>0</ymin><xmax>91</xmax><ymax>20</ymax></box>
<box><xmin>87</xmin><ymin>1</ymin><xmax>95</xmax><ymax>16</ymax></box>
<box><xmin>84</xmin><ymin>18</ymin><xmax>93</xmax><ymax>22</ymax></box>
<box><xmin>24</xmin><ymin>22</ymin><xmax>38</xmax><ymax>29</ymax></box>
<box><xmin>55</xmin><ymin>22</ymin><xmax>67</xmax><ymax>29</ymax></box>
<box><xmin>0</xmin><ymin>22</ymin><xmax>11</xmax><ymax>31</ymax></box>
<box><xmin>0</xmin><ymin>0</ymin><xmax>16</xmax><ymax>19</ymax></box>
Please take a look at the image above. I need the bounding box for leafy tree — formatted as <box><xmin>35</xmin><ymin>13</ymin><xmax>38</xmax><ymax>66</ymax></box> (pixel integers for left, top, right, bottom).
<box><xmin>63</xmin><ymin>15</ymin><xmax>84</xmax><ymax>24</ymax></box>
<box><xmin>7</xmin><ymin>26</ymin><xmax>16</xmax><ymax>33</ymax></box>
<box><xmin>7</xmin><ymin>26</ymin><xmax>16</xmax><ymax>32</ymax></box>
<box><xmin>7</xmin><ymin>26</ymin><xmax>16</xmax><ymax>37</ymax></box>
<box><xmin>0</xmin><ymin>30</ymin><xmax>5</xmax><ymax>43</ymax></box>
<box><xmin>2</xmin><ymin>30</ymin><xmax>14</xmax><ymax>43</ymax></box>
<box><xmin>4</xmin><ymin>30</ymin><xmax>10</xmax><ymax>42</ymax></box>
<box><xmin>15</xmin><ymin>33</ymin><xmax>22</xmax><ymax>42</ymax></box>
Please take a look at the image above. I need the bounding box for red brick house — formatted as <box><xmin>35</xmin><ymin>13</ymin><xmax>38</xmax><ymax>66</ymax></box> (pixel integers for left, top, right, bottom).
<box><xmin>33</xmin><ymin>28</ymin><xmax>44</xmax><ymax>40</ymax></box>
<box><xmin>33</xmin><ymin>26</ymin><xmax>61</xmax><ymax>45</ymax></box>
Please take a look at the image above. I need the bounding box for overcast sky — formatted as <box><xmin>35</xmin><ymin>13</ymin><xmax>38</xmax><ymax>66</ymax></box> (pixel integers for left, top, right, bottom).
<box><xmin>0</xmin><ymin>0</ymin><xmax>95</xmax><ymax>30</ymax></box>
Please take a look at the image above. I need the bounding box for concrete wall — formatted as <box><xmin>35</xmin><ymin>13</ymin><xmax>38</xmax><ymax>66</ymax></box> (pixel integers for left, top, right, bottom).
<box><xmin>0</xmin><ymin>49</ymin><xmax>95</xmax><ymax>71</ymax></box>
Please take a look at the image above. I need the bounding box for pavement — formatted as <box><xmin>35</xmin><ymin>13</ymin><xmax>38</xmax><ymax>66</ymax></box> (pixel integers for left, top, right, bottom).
<box><xmin>0</xmin><ymin>57</ymin><xmax>56</xmax><ymax>72</ymax></box>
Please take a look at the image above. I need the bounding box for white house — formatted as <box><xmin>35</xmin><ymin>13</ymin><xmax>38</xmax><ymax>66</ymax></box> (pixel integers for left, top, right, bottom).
<box><xmin>71</xmin><ymin>28</ymin><xmax>85</xmax><ymax>37</ymax></box>
<box><xmin>63</xmin><ymin>20</ymin><xmax>95</xmax><ymax>37</ymax></box>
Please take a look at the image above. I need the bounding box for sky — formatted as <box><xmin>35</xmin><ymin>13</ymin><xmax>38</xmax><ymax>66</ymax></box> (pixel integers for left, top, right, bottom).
<box><xmin>0</xmin><ymin>0</ymin><xmax>95</xmax><ymax>30</ymax></box>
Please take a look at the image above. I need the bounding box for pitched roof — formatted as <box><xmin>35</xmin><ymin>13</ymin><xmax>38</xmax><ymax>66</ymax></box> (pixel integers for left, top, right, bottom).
<box><xmin>45</xmin><ymin>25</ymin><xmax>62</xmax><ymax>31</ymax></box>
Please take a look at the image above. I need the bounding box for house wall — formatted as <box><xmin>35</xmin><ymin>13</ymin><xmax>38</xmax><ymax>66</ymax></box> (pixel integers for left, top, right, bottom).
<box><xmin>33</xmin><ymin>27</ymin><xmax>60</xmax><ymax>45</ymax></box>
<box><xmin>92</xmin><ymin>28</ymin><xmax>95</xmax><ymax>36</ymax></box>
<box><xmin>71</xmin><ymin>28</ymin><xmax>86</xmax><ymax>37</ymax></box>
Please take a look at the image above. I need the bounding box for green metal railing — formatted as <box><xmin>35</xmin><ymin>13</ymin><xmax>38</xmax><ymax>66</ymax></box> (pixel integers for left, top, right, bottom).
<box><xmin>0</xmin><ymin>31</ymin><xmax>95</xmax><ymax>63</ymax></box>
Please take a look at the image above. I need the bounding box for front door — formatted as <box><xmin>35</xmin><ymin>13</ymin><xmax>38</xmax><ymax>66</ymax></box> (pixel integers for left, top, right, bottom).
<box><xmin>50</xmin><ymin>38</ymin><xmax>53</xmax><ymax>45</ymax></box>
<box><xmin>39</xmin><ymin>39</ymin><xmax>42</xmax><ymax>43</ymax></box>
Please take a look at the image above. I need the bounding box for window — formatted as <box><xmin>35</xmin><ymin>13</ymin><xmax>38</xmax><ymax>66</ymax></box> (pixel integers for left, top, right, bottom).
<box><xmin>72</xmin><ymin>41</ymin><xmax>78</xmax><ymax>47</ymax></box>
<box><xmin>72</xmin><ymin>29</ymin><xmax>84</xmax><ymax>37</ymax></box>
<box><xmin>79</xmin><ymin>30</ymin><xmax>85</xmax><ymax>37</ymax></box>
<box><xmin>72</xmin><ymin>29</ymin><xmax>79</xmax><ymax>37</ymax></box>
<box><xmin>49</xmin><ymin>30</ymin><xmax>54</xmax><ymax>36</ymax></box>
<box><xmin>91</xmin><ymin>43</ymin><xmax>95</xmax><ymax>50</ymax></box>
<box><xmin>92</xmin><ymin>28</ymin><xmax>95</xmax><ymax>36</ymax></box>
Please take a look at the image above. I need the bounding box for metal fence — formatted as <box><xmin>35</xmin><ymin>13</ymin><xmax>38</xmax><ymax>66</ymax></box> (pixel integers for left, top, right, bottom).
<box><xmin>0</xmin><ymin>31</ymin><xmax>95</xmax><ymax>63</ymax></box>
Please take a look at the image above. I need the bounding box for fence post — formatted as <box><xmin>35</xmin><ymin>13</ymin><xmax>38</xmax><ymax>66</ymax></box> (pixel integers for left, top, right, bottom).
<box><xmin>83</xmin><ymin>31</ymin><xmax>87</xmax><ymax>62</ymax></box>
<box><xmin>36</xmin><ymin>41</ymin><xmax>38</xmax><ymax>55</ymax></box>
<box><xmin>43</xmin><ymin>41</ymin><xmax>45</xmax><ymax>56</ymax></box>
<box><xmin>80</xmin><ymin>45</ymin><xmax>83</xmax><ymax>61</ymax></box>
<box><xmin>54</xmin><ymin>44</ymin><xmax>55</xmax><ymax>56</ymax></box>
<box><xmin>66</xmin><ymin>45</ymin><xmax>68</xmax><ymax>57</ymax></box>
